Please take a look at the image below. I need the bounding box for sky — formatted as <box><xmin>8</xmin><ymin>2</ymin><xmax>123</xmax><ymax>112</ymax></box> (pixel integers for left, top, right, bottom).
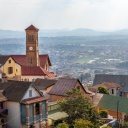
<box><xmin>1</xmin><ymin>0</ymin><xmax>128</xmax><ymax>31</ymax></box>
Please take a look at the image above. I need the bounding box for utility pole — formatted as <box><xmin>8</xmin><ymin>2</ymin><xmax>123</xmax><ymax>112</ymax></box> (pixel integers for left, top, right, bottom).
<box><xmin>117</xmin><ymin>100</ymin><xmax>119</xmax><ymax>128</ymax></box>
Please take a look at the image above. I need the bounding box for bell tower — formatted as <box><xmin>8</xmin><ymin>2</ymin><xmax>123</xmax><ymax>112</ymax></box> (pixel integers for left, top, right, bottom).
<box><xmin>25</xmin><ymin>25</ymin><xmax>40</xmax><ymax>66</ymax></box>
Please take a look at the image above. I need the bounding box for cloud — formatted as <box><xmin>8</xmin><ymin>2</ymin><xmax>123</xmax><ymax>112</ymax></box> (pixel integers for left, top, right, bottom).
<box><xmin>0</xmin><ymin>0</ymin><xmax>128</xmax><ymax>31</ymax></box>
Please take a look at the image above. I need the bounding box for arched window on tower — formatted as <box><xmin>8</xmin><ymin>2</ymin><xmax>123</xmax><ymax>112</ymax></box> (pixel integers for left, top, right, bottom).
<box><xmin>31</xmin><ymin>58</ymin><xmax>32</xmax><ymax>64</ymax></box>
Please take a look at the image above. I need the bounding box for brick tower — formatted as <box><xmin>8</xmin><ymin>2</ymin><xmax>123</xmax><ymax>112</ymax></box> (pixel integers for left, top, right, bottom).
<box><xmin>25</xmin><ymin>25</ymin><xmax>40</xmax><ymax>66</ymax></box>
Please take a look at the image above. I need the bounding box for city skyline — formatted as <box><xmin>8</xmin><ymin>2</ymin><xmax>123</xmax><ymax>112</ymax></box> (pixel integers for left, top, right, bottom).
<box><xmin>1</xmin><ymin>0</ymin><xmax>128</xmax><ymax>31</ymax></box>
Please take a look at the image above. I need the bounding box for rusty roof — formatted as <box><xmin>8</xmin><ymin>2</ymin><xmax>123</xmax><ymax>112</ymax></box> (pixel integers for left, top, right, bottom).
<box><xmin>49</xmin><ymin>78</ymin><xmax>87</xmax><ymax>96</ymax></box>
<box><xmin>34</xmin><ymin>78</ymin><xmax>57</xmax><ymax>90</ymax></box>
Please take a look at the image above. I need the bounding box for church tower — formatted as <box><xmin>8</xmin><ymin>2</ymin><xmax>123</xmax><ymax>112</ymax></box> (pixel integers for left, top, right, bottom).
<box><xmin>25</xmin><ymin>25</ymin><xmax>40</xmax><ymax>66</ymax></box>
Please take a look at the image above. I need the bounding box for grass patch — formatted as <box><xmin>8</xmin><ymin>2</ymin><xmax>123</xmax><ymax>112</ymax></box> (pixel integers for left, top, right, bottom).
<box><xmin>76</xmin><ymin>56</ymin><xmax>93</xmax><ymax>64</ymax></box>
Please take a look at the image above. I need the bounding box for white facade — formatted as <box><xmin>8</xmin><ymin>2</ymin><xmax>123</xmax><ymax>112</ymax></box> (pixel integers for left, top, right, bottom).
<box><xmin>23</xmin><ymin>85</ymin><xmax>40</xmax><ymax>100</ymax></box>
<box><xmin>109</xmin><ymin>88</ymin><xmax>117</xmax><ymax>96</ymax></box>
<box><xmin>6</xmin><ymin>102</ymin><xmax>22</xmax><ymax>128</ymax></box>
<box><xmin>6</xmin><ymin>85</ymin><xmax>41</xmax><ymax>128</ymax></box>
<box><xmin>21</xmin><ymin>76</ymin><xmax>45</xmax><ymax>82</ymax></box>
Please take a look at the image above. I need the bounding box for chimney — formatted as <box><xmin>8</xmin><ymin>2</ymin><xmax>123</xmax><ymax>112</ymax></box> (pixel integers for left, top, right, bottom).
<box><xmin>1</xmin><ymin>73</ymin><xmax>8</xmax><ymax>83</ymax></box>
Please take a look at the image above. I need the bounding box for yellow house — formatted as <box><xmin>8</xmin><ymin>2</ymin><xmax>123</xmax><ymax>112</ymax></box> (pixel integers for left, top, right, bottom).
<box><xmin>0</xmin><ymin>55</ymin><xmax>21</xmax><ymax>79</ymax></box>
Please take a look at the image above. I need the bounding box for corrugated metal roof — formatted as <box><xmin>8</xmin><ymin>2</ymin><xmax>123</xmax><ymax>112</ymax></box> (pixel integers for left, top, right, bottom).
<box><xmin>11</xmin><ymin>54</ymin><xmax>52</xmax><ymax>68</ymax></box>
<box><xmin>34</xmin><ymin>78</ymin><xmax>57</xmax><ymax>90</ymax></box>
<box><xmin>98</xmin><ymin>94</ymin><xmax>128</xmax><ymax>113</ymax></box>
<box><xmin>49</xmin><ymin>78</ymin><xmax>83</xmax><ymax>96</ymax></box>
<box><xmin>93</xmin><ymin>74</ymin><xmax>128</xmax><ymax>86</ymax></box>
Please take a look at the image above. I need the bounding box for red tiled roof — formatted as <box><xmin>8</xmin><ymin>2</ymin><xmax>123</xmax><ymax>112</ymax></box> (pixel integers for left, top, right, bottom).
<box><xmin>25</xmin><ymin>25</ymin><xmax>39</xmax><ymax>31</ymax></box>
<box><xmin>21</xmin><ymin>66</ymin><xmax>56</xmax><ymax>78</ymax></box>
<box><xmin>11</xmin><ymin>54</ymin><xmax>52</xmax><ymax>68</ymax></box>
<box><xmin>21</xmin><ymin>96</ymin><xmax>48</xmax><ymax>104</ymax></box>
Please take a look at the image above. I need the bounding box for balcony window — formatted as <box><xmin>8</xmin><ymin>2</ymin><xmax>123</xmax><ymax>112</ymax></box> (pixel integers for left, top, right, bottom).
<box><xmin>35</xmin><ymin>103</ymin><xmax>40</xmax><ymax>115</ymax></box>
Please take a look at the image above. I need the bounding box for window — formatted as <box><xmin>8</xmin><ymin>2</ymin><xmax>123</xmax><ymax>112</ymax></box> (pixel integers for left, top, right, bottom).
<box><xmin>31</xmin><ymin>58</ymin><xmax>32</xmax><ymax>64</ymax></box>
<box><xmin>28</xmin><ymin>35</ymin><xmax>34</xmax><ymax>42</ymax></box>
<box><xmin>112</xmin><ymin>89</ymin><xmax>114</xmax><ymax>94</ymax></box>
<box><xmin>0</xmin><ymin>102</ymin><xmax>3</xmax><ymax>109</ymax></box>
<box><xmin>35</xmin><ymin>103</ymin><xmax>40</xmax><ymax>115</ymax></box>
<box><xmin>8</xmin><ymin>60</ymin><xmax>11</xmax><ymax>63</ymax></box>
<box><xmin>29</xmin><ymin>90</ymin><xmax>32</xmax><ymax>97</ymax></box>
<box><xmin>8</xmin><ymin>67</ymin><xmax>13</xmax><ymax>74</ymax></box>
<box><xmin>16</xmin><ymin>69</ymin><xmax>18</xmax><ymax>72</ymax></box>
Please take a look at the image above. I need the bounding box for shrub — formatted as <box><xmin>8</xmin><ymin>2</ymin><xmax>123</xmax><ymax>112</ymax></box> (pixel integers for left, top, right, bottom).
<box><xmin>99</xmin><ymin>110</ymin><xmax>108</xmax><ymax>118</ymax></box>
<box><xmin>56</xmin><ymin>122</ymin><xmax>69</xmax><ymax>128</ymax></box>
<box><xmin>74</xmin><ymin>119</ymin><xmax>94</xmax><ymax>128</ymax></box>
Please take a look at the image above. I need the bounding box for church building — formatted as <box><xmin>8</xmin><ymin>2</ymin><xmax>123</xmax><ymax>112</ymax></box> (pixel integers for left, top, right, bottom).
<box><xmin>0</xmin><ymin>25</ymin><xmax>56</xmax><ymax>81</ymax></box>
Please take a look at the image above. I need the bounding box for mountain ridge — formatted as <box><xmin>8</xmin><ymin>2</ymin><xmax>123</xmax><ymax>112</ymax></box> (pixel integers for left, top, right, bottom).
<box><xmin>0</xmin><ymin>28</ymin><xmax>128</xmax><ymax>38</ymax></box>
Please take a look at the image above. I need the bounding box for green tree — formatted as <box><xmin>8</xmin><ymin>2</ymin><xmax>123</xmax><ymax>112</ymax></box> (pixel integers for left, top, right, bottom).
<box><xmin>56</xmin><ymin>122</ymin><xmax>69</xmax><ymax>128</ymax></box>
<box><xmin>58</xmin><ymin>88</ymin><xmax>99</xmax><ymax>126</ymax></box>
<box><xmin>74</xmin><ymin>119</ymin><xmax>94</xmax><ymax>128</ymax></box>
<box><xmin>98</xmin><ymin>87</ymin><xmax>109</xmax><ymax>94</ymax></box>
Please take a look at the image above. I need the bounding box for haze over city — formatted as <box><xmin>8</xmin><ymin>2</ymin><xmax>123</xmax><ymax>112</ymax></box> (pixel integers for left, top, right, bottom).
<box><xmin>1</xmin><ymin>0</ymin><xmax>128</xmax><ymax>31</ymax></box>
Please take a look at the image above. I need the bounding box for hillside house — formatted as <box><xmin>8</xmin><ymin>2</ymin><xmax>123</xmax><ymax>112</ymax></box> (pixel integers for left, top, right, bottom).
<box><xmin>49</xmin><ymin>78</ymin><xmax>90</xmax><ymax>101</ymax></box>
<box><xmin>0</xmin><ymin>80</ymin><xmax>48</xmax><ymax>128</ymax></box>
<box><xmin>93</xmin><ymin>74</ymin><xmax>128</xmax><ymax>97</ymax></box>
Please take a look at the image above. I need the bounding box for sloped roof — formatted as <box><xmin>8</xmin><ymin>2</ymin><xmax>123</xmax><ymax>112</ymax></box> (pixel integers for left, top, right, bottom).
<box><xmin>93</xmin><ymin>82</ymin><xmax>120</xmax><ymax>89</ymax></box>
<box><xmin>34</xmin><ymin>78</ymin><xmax>57</xmax><ymax>90</ymax></box>
<box><xmin>93</xmin><ymin>74</ymin><xmax>128</xmax><ymax>86</ymax></box>
<box><xmin>49</xmin><ymin>78</ymin><xmax>86</xmax><ymax>96</ymax></box>
<box><xmin>0</xmin><ymin>55</ymin><xmax>10</xmax><ymax>67</ymax></box>
<box><xmin>22</xmin><ymin>66</ymin><xmax>47</xmax><ymax>76</ymax></box>
<box><xmin>21</xmin><ymin>96</ymin><xmax>48</xmax><ymax>104</ymax></box>
<box><xmin>25</xmin><ymin>24</ymin><xmax>39</xmax><ymax>31</ymax></box>
<box><xmin>11</xmin><ymin>54</ymin><xmax>52</xmax><ymax>68</ymax></box>
<box><xmin>0</xmin><ymin>80</ymin><xmax>43</xmax><ymax>102</ymax></box>
<box><xmin>21</xmin><ymin>66</ymin><xmax>56</xmax><ymax>78</ymax></box>
<box><xmin>92</xmin><ymin>93</ymin><xmax>104</xmax><ymax>106</ymax></box>
<box><xmin>0</xmin><ymin>91</ymin><xmax>7</xmax><ymax>102</ymax></box>
<box><xmin>98</xmin><ymin>94</ymin><xmax>128</xmax><ymax>113</ymax></box>
<box><xmin>2</xmin><ymin>81</ymin><xmax>31</xmax><ymax>102</ymax></box>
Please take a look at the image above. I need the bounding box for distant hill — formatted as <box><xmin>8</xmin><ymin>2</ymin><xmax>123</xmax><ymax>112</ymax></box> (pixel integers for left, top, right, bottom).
<box><xmin>1</xmin><ymin>28</ymin><xmax>128</xmax><ymax>38</ymax></box>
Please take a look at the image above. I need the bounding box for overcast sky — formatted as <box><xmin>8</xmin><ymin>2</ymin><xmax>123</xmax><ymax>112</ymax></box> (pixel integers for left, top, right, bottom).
<box><xmin>1</xmin><ymin>0</ymin><xmax>128</xmax><ymax>31</ymax></box>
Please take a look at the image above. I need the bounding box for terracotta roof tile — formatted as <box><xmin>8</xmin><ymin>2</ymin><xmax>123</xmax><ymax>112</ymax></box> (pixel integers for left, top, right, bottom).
<box><xmin>25</xmin><ymin>25</ymin><xmax>39</xmax><ymax>31</ymax></box>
